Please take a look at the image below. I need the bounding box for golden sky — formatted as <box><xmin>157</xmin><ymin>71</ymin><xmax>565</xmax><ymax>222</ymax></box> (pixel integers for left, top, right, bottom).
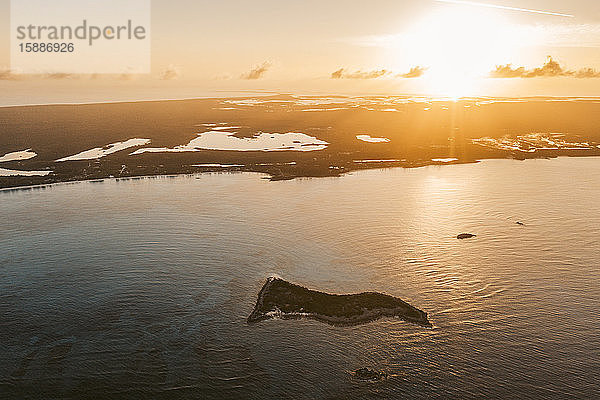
<box><xmin>1</xmin><ymin>0</ymin><xmax>600</xmax><ymax>102</ymax></box>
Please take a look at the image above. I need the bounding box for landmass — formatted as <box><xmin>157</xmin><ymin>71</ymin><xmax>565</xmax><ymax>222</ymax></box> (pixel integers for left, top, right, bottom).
<box><xmin>247</xmin><ymin>277</ymin><xmax>432</xmax><ymax>327</ymax></box>
<box><xmin>2</xmin><ymin>95</ymin><xmax>600</xmax><ymax>189</ymax></box>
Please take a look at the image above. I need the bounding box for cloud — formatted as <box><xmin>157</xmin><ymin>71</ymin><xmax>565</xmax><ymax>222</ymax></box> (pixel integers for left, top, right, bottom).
<box><xmin>331</xmin><ymin>66</ymin><xmax>426</xmax><ymax>79</ymax></box>
<box><xmin>490</xmin><ymin>64</ymin><xmax>527</xmax><ymax>78</ymax></box>
<box><xmin>87</xmin><ymin>73</ymin><xmax>138</xmax><ymax>80</ymax></box>
<box><xmin>45</xmin><ymin>72</ymin><xmax>77</xmax><ymax>79</ymax></box>
<box><xmin>521</xmin><ymin>57</ymin><xmax>568</xmax><ymax>77</ymax></box>
<box><xmin>241</xmin><ymin>62</ymin><xmax>271</xmax><ymax>80</ymax></box>
<box><xmin>160</xmin><ymin>64</ymin><xmax>181</xmax><ymax>80</ymax></box>
<box><xmin>331</xmin><ymin>68</ymin><xmax>344</xmax><ymax>79</ymax></box>
<box><xmin>574</xmin><ymin>67</ymin><xmax>600</xmax><ymax>78</ymax></box>
<box><xmin>330</xmin><ymin>68</ymin><xmax>391</xmax><ymax>79</ymax></box>
<box><xmin>0</xmin><ymin>70</ymin><xmax>152</xmax><ymax>81</ymax></box>
<box><xmin>0</xmin><ymin>69</ymin><xmax>92</xmax><ymax>80</ymax></box>
<box><xmin>491</xmin><ymin>57</ymin><xmax>600</xmax><ymax>78</ymax></box>
<box><xmin>399</xmin><ymin>66</ymin><xmax>427</xmax><ymax>78</ymax></box>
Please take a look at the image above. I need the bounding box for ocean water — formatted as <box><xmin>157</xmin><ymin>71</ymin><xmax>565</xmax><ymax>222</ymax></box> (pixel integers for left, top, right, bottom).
<box><xmin>1</xmin><ymin>158</ymin><xmax>599</xmax><ymax>399</ymax></box>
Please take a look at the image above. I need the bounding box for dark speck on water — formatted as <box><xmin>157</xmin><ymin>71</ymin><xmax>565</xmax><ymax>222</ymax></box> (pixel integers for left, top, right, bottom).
<box><xmin>352</xmin><ymin>367</ymin><xmax>388</xmax><ymax>381</ymax></box>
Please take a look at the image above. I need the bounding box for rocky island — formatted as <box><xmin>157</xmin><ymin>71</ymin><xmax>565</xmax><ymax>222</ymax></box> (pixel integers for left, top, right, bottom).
<box><xmin>247</xmin><ymin>277</ymin><xmax>432</xmax><ymax>327</ymax></box>
<box><xmin>352</xmin><ymin>368</ymin><xmax>388</xmax><ymax>381</ymax></box>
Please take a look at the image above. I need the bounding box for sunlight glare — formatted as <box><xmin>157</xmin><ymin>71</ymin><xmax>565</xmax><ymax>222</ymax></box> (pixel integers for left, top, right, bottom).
<box><xmin>393</xmin><ymin>6</ymin><xmax>520</xmax><ymax>96</ymax></box>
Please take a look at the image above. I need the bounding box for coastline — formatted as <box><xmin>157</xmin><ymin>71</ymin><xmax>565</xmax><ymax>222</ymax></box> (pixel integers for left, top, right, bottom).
<box><xmin>2</xmin><ymin>95</ymin><xmax>600</xmax><ymax>190</ymax></box>
<box><xmin>3</xmin><ymin>155</ymin><xmax>600</xmax><ymax>191</ymax></box>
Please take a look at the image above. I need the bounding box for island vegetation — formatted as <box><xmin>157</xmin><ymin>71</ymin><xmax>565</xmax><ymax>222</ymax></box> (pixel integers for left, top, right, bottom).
<box><xmin>247</xmin><ymin>277</ymin><xmax>432</xmax><ymax>327</ymax></box>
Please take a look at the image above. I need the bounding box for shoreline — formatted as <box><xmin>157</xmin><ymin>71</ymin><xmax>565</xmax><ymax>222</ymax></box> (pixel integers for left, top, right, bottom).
<box><xmin>2</xmin><ymin>154</ymin><xmax>600</xmax><ymax>191</ymax></box>
<box><xmin>2</xmin><ymin>94</ymin><xmax>600</xmax><ymax>190</ymax></box>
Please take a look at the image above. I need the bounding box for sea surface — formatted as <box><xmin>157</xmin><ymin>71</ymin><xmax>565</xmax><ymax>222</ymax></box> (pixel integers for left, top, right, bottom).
<box><xmin>1</xmin><ymin>158</ymin><xmax>599</xmax><ymax>399</ymax></box>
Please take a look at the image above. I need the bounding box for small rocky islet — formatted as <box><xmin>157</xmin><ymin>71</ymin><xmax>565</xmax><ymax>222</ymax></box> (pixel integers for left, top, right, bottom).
<box><xmin>247</xmin><ymin>277</ymin><xmax>432</xmax><ymax>327</ymax></box>
<box><xmin>352</xmin><ymin>367</ymin><xmax>388</xmax><ymax>381</ymax></box>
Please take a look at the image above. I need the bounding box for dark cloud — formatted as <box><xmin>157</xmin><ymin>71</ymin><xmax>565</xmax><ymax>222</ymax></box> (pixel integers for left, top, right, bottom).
<box><xmin>399</xmin><ymin>66</ymin><xmax>427</xmax><ymax>78</ymax></box>
<box><xmin>331</xmin><ymin>68</ymin><xmax>344</xmax><ymax>79</ymax></box>
<box><xmin>241</xmin><ymin>62</ymin><xmax>271</xmax><ymax>80</ymax></box>
<box><xmin>160</xmin><ymin>64</ymin><xmax>180</xmax><ymax>80</ymax></box>
<box><xmin>330</xmin><ymin>68</ymin><xmax>391</xmax><ymax>79</ymax></box>
<box><xmin>491</xmin><ymin>57</ymin><xmax>600</xmax><ymax>78</ymax></box>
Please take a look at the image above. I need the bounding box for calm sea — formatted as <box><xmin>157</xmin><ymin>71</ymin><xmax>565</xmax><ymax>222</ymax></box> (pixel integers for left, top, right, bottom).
<box><xmin>1</xmin><ymin>158</ymin><xmax>599</xmax><ymax>399</ymax></box>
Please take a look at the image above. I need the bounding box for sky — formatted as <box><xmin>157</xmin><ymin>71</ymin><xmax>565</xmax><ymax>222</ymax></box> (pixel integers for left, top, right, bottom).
<box><xmin>1</xmin><ymin>0</ymin><xmax>600</xmax><ymax>103</ymax></box>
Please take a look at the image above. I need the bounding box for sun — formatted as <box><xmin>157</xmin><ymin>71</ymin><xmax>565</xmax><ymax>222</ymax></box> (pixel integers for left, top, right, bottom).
<box><xmin>388</xmin><ymin>5</ymin><xmax>520</xmax><ymax>97</ymax></box>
